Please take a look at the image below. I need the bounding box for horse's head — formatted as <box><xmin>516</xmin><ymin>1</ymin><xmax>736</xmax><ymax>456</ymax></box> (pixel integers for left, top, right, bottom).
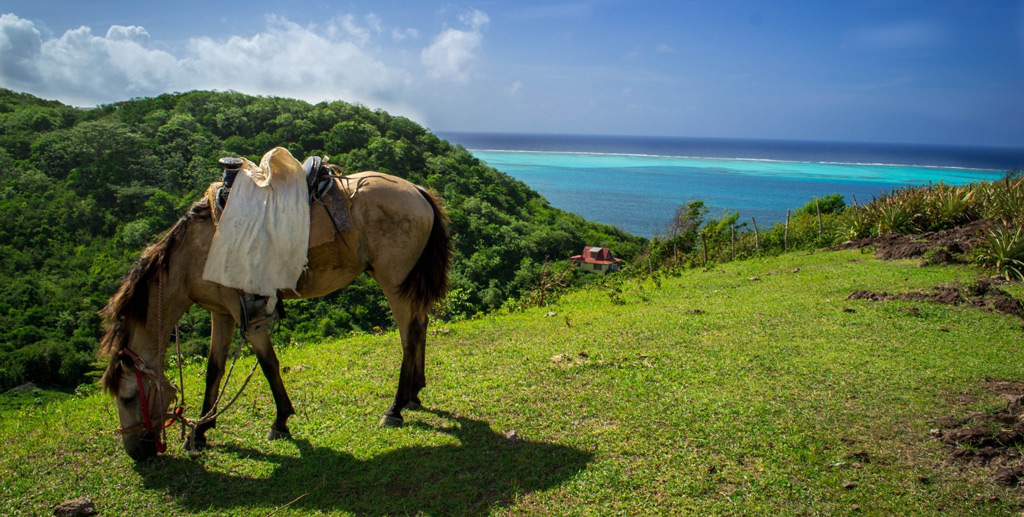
<box><xmin>97</xmin><ymin>201</ymin><xmax>205</xmax><ymax>461</ymax></box>
<box><xmin>102</xmin><ymin>340</ymin><xmax>177</xmax><ymax>461</ymax></box>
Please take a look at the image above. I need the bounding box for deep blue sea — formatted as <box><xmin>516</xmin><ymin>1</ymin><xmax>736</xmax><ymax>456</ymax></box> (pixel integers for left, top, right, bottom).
<box><xmin>438</xmin><ymin>132</ymin><xmax>1024</xmax><ymax>238</ymax></box>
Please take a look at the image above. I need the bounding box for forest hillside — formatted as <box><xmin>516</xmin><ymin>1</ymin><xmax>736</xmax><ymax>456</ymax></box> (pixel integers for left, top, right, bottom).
<box><xmin>0</xmin><ymin>88</ymin><xmax>643</xmax><ymax>391</ymax></box>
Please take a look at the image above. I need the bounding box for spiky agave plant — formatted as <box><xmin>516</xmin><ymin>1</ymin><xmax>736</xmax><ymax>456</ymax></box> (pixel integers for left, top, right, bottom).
<box><xmin>925</xmin><ymin>184</ymin><xmax>976</xmax><ymax>229</ymax></box>
<box><xmin>873</xmin><ymin>196</ymin><xmax>922</xmax><ymax>235</ymax></box>
<box><xmin>980</xmin><ymin>174</ymin><xmax>1024</xmax><ymax>227</ymax></box>
<box><xmin>980</xmin><ymin>225</ymin><xmax>1024</xmax><ymax>281</ymax></box>
<box><xmin>840</xmin><ymin>204</ymin><xmax>872</xmax><ymax>240</ymax></box>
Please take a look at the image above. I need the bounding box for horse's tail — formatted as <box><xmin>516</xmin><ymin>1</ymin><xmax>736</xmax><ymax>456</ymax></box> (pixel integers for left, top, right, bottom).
<box><xmin>399</xmin><ymin>187</ymin><xmax>453</xmax><ymax>311</ymax></box>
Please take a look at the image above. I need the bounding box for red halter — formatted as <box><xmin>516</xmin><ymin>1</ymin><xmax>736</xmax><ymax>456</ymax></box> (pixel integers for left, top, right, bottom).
<box><xmin>117</xmin><ymin>347</ymin><xmax>177</xmax><ymax>453</ymax></box>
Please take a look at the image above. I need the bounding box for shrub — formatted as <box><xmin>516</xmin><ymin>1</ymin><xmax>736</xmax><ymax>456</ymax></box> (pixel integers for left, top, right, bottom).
<box><xmin>979</xmin><ymin>172</ymin><xmax>1024</xmax><ymax>227</ymax></box>
<box><xmin>979</xmin><ymin>225</ymin><xmax>1024</xmax><ymax>281</ymax></box>
<box><xmin>924</xmin><ymin>184</ymin><xmax>977</xmax><ymax>229</ymax></box>
<box><xmin>794</xmin><ymin>193</ymin><xmax>846</xmax><ymax>217</ymax></box>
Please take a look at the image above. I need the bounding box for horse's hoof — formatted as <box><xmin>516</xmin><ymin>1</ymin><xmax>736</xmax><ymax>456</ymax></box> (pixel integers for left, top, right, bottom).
<box><xmin>380</xmin><ymin>415</ymin><xmax>403</xmax><ymax>427</ymax></box>
<box><xmin>266</xmin><ymin>428</ymin><xmax>291</xmax><ymax>440</ymax></box>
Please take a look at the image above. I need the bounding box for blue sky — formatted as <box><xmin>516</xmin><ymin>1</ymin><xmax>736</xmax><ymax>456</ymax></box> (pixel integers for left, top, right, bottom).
<box><xmin>2</xmin><ymin>1</ymin><xmax>1023</xmax><ymax>147</ymax></box>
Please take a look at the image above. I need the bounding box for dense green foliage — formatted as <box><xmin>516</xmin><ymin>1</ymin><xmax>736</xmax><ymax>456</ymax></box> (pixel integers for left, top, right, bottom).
<box><xmin>0</xmin><ymin>88</ymin><xmax>641</xmax><ymax>391</ymax></box>
<box><xmin>632</xmin><ymin>174</ymin><xmax>1023</xmax><ymax>277</ymax></box>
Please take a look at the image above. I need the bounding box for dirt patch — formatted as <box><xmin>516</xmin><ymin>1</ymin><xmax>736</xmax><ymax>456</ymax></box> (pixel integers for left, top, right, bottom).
<box><xmin>846</xmin><ymin>278</ymin><xmax>1024</xmax><ymax>319</ymax></box>
<box><xmin>838</xmin><ymin>219</ymin><xmax>993</xmax><ymax>262</ymax></box>
<box><xmin>931</xmin><ymin>380</ymin><xmax>1024</xmax><ymax>488</ymax></box>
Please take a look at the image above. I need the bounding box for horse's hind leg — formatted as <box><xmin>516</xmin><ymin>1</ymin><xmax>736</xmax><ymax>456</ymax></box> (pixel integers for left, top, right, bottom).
<box><xmin>246</xmin><ymin>330</ymin><xmax>295</xmax><ymax>440</ymax></box>
<box><xmin>380</xmin><ymin>292</ymin><xmax>429</xmax><ymax>427</ymax></box>
<box><xmin>189</xmin><ymin>311</ymin><xmax>234</xmax><ymax>450</ymax></box>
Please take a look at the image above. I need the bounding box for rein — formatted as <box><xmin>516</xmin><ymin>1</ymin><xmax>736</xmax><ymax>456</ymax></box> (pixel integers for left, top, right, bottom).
<box><xmin>116</xmin><ymin>269</ymin><xmax>260</xmax><ymax>454</ymax></box>
<box><xmin>115</xmin><ymin>347</ymin><xmax>172</xmax><ymax>453</ymax></box>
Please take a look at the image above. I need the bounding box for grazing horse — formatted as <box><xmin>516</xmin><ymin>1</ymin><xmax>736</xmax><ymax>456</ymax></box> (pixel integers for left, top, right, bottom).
<box><xmin>99</xmin><ymin>169</ymin><xmax>452</xmax><ymax>461</ymax></box>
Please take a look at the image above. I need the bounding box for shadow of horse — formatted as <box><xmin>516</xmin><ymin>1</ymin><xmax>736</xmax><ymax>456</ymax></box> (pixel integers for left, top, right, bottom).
<box><xmin>135</xmin><ymin>411</ymin><xmax>593</xmax><ymax>515</ymax></box>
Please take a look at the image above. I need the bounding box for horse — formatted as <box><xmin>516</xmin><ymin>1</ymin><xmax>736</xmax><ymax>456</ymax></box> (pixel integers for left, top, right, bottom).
<box><xmin>98</xmin><ymin>166</ymin><xmax>452</xmax><ymax>461</ymax></box>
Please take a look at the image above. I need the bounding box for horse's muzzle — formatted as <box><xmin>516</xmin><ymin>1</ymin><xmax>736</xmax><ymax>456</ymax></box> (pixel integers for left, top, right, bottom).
<box><xmin>123</xmin><ymin>430</ymin><xmax>160</xmax><ymax>462</ymax></box>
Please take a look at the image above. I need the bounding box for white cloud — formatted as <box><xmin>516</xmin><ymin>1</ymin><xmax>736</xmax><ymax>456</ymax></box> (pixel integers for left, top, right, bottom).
<box><xmin>656</xmin><ymin>43</ymin><xmax>674</xmax><ymax>54</ymax></box>
<box><xmin>421</xmin><ymin>9</ymin><xmax>489</xmax><ymax>81</ymax></box>
<box><xmin>0</xmin><ymin>13</ymin><xmax>429</xmax><ymax>119</ymax></box>
<box><xmin>0</xmin><ymin>13</ymin><xmax>44</xmax><ymax>87</ymax></box>
<box><xmin>339</xmin><ymin>14</ymin><xmax>372</xmax><ymax>46</ymax></box>
<box><xmin>0</xmin><ymin>15</ymin><xmax>179</xmax><ymax>105</ymax></box>
<box><xmin>458</xmin><ymin>9</ymin><xmax>490</xmax><ymax>30</ymax></box>
<box><xmin>181</xmin><ymin>15</ymin><xmax>411</xmax><ymax>107</ymax></box>
<box><xmin>392</xmin><ymin>27</ymin><xmax>420</xmax><ymax>41</ymax></box>
<box><xmin>365</xmin><ymin>13</ymin><xmax>383</xmax><ymax>36</ymax></box>
<box><xmin>509</xmin><ymin>80</ymin><xmax>523</xmax><ymax>96</ymax></box>
<box><xmin>105</xmin><ymin>25</ymin><xmax>149</xmax><ymax>44</ymax></box>
<box><xmin>0</xmin><ymin>10</ymin><xmax>498</xmax><ymax>125</ymax></box>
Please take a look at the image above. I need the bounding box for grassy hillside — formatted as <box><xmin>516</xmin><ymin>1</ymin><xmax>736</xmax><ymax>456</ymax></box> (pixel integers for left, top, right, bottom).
<box><xmin>2</xmin><ymin>249</ymin><xmax>1022</xmax><ymax>515</ymax></box>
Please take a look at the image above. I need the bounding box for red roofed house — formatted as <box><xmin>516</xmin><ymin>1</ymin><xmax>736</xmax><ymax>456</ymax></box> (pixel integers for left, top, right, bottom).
<box><xmin>569</xmin><ymin>246</ymin><xmax>623</xmax><ymax>275</ymax></box>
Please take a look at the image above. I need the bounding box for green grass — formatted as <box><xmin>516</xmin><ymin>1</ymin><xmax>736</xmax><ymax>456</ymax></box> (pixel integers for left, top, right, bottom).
<box><xmin>2</xmin><ymin>250</ymin><xmax>1022</xmax><ymax>515</ymax></box>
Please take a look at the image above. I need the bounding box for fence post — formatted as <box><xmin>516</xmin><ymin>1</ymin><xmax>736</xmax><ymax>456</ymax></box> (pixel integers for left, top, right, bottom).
<box><xmin>730</xmin><ymin>225</ymin><xmax>735</xmax><ymax>260</ymax></box>
<box><xmin>700</xmin><ymin>232</ymin><xmax>708</xmax><ymax>266</ymax></box>
<box><xmin>816</xmin><ymin>199</ymin><xmax>822</xmax><ymax>236</ymax></box>
<box><xmin>752</xmin><ymin>217</ymin><xmax>760</xmax><ymax>250</ymax></box>
<box><xmin>784</xmin><ymin>209</ymin><xmax>791</xmax><ymax>252</ymax></box>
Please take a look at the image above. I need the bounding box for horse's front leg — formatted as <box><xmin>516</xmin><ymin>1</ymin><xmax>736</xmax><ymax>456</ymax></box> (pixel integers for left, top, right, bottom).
<box><xmin>246</xmin><ymin>330</ymin><xmax>295</xmax><ymax>440</ymax></box>
<box><xmin>188</xmin><ymin>311</ymin><xmax>234</xmax><ymax>450</ymax></box>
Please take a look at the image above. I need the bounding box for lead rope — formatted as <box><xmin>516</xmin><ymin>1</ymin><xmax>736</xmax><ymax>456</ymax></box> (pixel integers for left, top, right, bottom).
<box><xmin>155</xmin><ymin>270</ymin><xmax>169</xmax><ymax>451</ymax></box>
<box><xmin>154</xmin><ymin>268</ymin><xmax>262</xmax><ymax>451</ymax></box>
<box><xmin>180</xmin><ymin>331</ymin><xmax>260</xmax><ymax>447</ymax></box>
<box><xmin>173</xmin><ymin>324</ymin><xmax>187</xmax><ymax>442</ymax></box>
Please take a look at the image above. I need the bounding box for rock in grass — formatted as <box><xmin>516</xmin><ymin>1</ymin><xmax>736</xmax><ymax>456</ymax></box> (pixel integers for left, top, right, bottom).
<box><xmin>13</xmin><ymin>382</ymin><xmax>37</xmax><ymax>393</ymax></box>
<box><xmin>53</xmin><ymin>497</ymin><xmax>95</xmax><ymax>516</ymax></box>
<box><xmin>504</xmin><ymin>429</ymin><xmax>519</xmax><ymax>443</ymax></box>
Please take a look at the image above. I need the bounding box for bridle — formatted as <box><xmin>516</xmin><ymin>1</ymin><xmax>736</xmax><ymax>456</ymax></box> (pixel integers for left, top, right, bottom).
<box><xmin>115</xmin><ymin>347</ymin><xmax>182</xmax><ymax>453</ymax></box>
<box><xmin>114</xmin><ymin>269</ymin><xmax>183</xmax><ymax>454</ymax></box>
<box><xmin>113</xmin><ymin>269</ymin><xmax>260</xmax><ymax>456</ymax></box>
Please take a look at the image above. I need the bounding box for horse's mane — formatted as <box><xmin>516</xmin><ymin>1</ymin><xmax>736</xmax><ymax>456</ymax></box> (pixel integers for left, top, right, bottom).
<box><xmin>99</xmin><ymin>196</ymin><xmax>211</xmax><ymax>394</ymax></box>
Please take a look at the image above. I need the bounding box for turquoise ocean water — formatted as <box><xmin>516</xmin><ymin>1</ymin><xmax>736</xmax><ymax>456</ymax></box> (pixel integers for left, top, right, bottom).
<box><xmin>441</xmin><ymin>132</ymin><xmax>1021</xmax><ymax>238</ymax></box>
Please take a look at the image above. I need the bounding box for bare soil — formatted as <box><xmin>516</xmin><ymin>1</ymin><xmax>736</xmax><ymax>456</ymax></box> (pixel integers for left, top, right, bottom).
<box><xmin>931</xmin><ymin>380</ymin><xmax>1024</xmax><ymax>489</ymax></box>
<box><xmin>839</xmin><ymin>220</ymin><xmax>1022</xmax><ymax>319</ymax></box>
<box><xmin>838</xmin><ymin>219</ymin><xmax>993</xmax><ymax>263</ymax></box>
<box><xmin>846</xmin><ymin>278</ymin><xmax>1023</xmax><ymax>319</ymax></box>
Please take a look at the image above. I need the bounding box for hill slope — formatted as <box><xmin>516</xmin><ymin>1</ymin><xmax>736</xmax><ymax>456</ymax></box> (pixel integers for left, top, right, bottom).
<box><xmin>0</xmin><ymin>88</ymin><xmax>642</xmax><ymax>391</ymax></box>
<box><xmin>1</xmin><ymin>250</ymin><xmax>1022</xmax><ymax>515</ymax></box>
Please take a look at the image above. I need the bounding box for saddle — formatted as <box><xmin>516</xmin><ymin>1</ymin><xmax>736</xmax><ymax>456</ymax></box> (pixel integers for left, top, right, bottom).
<box><xmin>212</xmin><ymin>153</ymin><xmax>354</xmax><ymax>243</ymax></box>
<box><xmin>203</xmin><ymin>149</ymin><xmax>357</xmax><ymax>333</ymax></box>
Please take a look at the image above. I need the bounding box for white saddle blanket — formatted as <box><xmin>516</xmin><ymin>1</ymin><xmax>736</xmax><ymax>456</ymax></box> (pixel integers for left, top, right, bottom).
<box><xmin>202</xmin><ymin>147</ymin><xmax>310</xmax><ymax>310</ymax></box>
